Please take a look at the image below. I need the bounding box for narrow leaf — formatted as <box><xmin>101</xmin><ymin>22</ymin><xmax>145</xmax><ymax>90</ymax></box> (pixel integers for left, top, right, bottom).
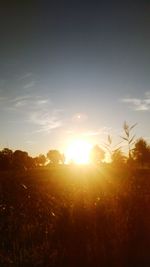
<box><xmin>108</xmin><ymin>135</ymin><xmax>112</xmax><ymax>145</ymax></box>
<box><xmin>120</xmin><ymin>136</ymin><xmax>128</xmax><ymax>141</ymax></box>
<box><xmin>129</xmin><ymin>123</ymin><xmax>137</xmax><ymax>131</ymax></box>
<box><xmin>129</xmin><ymin>135</ymin><xmax>136</xmax><ymax>144</ymax></box>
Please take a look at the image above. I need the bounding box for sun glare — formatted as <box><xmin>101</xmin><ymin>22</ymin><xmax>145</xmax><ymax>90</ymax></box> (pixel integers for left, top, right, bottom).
<box><xmin>66</xmin><ymin>139</ymin><xmax>92</xmax><ymax>164</ymax></box>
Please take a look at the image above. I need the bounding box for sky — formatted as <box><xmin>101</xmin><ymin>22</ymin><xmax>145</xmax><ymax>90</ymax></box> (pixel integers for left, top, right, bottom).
<box><xmin>0</xmin><ymin>1</ymin><xmax>150</xmax><ymax>156</ymax></box>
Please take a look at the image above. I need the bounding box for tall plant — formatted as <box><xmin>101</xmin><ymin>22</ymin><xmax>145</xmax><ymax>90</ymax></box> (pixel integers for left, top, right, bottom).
<box><xmin>121</xmin><ymin>121</ymin><xmax>137</xmax><ymax>159</ymax></box>
<box><xmin>104</xmin><ymin>135</ymin><xmax>122</xmax><ymax>161</ymax></box>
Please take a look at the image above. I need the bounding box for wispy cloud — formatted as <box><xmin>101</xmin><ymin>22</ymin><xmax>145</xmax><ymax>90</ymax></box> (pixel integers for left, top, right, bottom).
<box><xmin>10</xmin><ymin>95</ymin><xmax>31</xmax><ymax>108</ymax></box>
<box><xmin>6</xmin><ymin>95</ymin><xmax>50</xmax><ymax>110</ymax></box>
<box><xmin>121</xmin><ymin>92</ymin><xmax>150</xmax><ymax>111</ymax></box>
<box><xmin>17</xmin><ymin>72</ymin><xmax>37</xmax><ymax>90</ymax></box>
<box><xmin>30</xmin><ymin>109</ymin><xmax>63</xmax><ymax>133</ymax></box>
<box><xmin>23</xmin><ymin>81</ymin><xmax>36</xmax><ymax>89</ymax></box>
<box><xmin>81</xmin><ymin>127</ymin><xmax>111</xmax><ymax>137</ymax></box>
<box><xmin>0</xmin><ymin>93</ymin><xmax>63</xmax><ymax>134</ymax></box>
<box><xmin>17</xmin><ymin>72</ymin><xmax>33</xmax><ymax>81</ymax></box>
<box><xmin>66</xmin><ymin>127</ymin><xmax>111</xmax><ymax>137</ymax></box>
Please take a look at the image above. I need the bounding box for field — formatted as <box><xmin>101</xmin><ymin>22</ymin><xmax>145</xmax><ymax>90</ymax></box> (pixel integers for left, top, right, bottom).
<box><xmin>0</xmin><ymin>166</ymin><xmax>150</xmax><ymax>267</ymax></box>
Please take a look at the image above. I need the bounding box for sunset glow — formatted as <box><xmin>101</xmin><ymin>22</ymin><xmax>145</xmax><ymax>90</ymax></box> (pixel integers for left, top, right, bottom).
<box><xmin>66</xmin><ymin>139</ymin><xmax>92</xmax><ymax>164</ymax></box>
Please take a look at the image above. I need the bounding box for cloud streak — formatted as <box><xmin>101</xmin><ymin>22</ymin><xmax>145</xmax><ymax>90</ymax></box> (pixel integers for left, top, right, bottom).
<box><xmin>23</xmin><ymin>81</ymin><xmax>36</xmax><ymax>89</ymax></box>
<box><xmin>0</xmin><ymin>93</ymin><xmax>63</xmax><ymax>134</ymax></box>
<box><xmin>17</xmin><ymin>72</ymin><xmax>33</xmax><ymax>81</ymax></box>
<box><xmin>66</xmin><ymin>127</ymin><xmax>111</xmax><ymax>137</ymax></box>
<box><xmin>13</xmin><ymin>96</ymin><xmax>49</xmax><ymax>110</ymax></box>
<box><xmin>121</xmin><ymin>92</ymin><xmax>150</xmax><ymax>111</ymax></box>
<box><xmin>81</xmin><ymin>127</ymin><xmax>111</xmax><ymax>137</ymax></box>
<box><xmin>29</xmin><ymin>109</ymin><xmax>63</xmax><ymax>133</ymax></box>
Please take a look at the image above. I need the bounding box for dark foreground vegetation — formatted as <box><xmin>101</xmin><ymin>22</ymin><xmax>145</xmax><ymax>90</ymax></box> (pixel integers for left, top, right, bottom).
<box><xmin>1</xmin><ymin>122</ymin><xmax>150</xmax><ymax>266</ymax></box>
<box><xmin>1</xmin><ymin>166</ymin><xmax>150</xmax><ymax>267</ymax></box>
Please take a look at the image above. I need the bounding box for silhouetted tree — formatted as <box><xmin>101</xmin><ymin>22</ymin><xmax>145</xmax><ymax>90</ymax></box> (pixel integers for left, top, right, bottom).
<box><xmin>34</xmin><ymin>154</ymin><xmax>46</xmax><ymax>167</ymax></box>
<box><xmin>0</xmin><ymin>148</ymin><xmax>13</xmax><ymax>170</ymax></box>
<box><xmin>111</xmin><ymin>149</ymin><xmax>126</xmax><ymax>167</ymax></box>
<box><xmin>13</xmin><ymin>150</ymin><xmax>29</xmax><ymax>170</ymax></box>
<box><xmin>25</xmin><ymin>156</ymin><xmax>35</xmax><ymax>169</ymax></box>
<box><xmin>132</xmin><ymin>138</ymin><xmax>150</xmax><ymax>168</ymax></box>
<box><xmin>47</xmin><ymin>150</ymin><xmax>62</xmax><ymax>165</ymax></box>
<box><xmin>90</xmin><ymin>145</ymin><xmax>105</xmax><ymax>165</ymax></box>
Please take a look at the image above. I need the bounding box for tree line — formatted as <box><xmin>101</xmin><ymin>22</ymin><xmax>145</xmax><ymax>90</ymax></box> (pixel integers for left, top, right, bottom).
<box><xmin>0</xmin><ymin>149</ymin><xmax>65</xmax><ymax>170</ymax></box>
<box><xmin>0</xmin><ymin>122</ymin><xmax>150</xmax><ymax>170</ymax></box>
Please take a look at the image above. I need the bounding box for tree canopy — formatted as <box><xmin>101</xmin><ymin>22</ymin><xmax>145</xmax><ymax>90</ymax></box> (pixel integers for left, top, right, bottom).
<box><xmin>90</xmin><ymin>145</ymin><xmax>105</xmax><ymax>165</ymax></box>
<box><xmin>132</xmin><ymin>138</ymin><xmax>150</xmax><ymax>167</ymax></box>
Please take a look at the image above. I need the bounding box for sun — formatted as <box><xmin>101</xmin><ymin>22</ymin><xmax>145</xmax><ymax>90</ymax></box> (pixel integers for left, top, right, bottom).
<box><xmin>66</xmin><ymin>139</ymin><xmax>92</xmax><ymax>164</ymax></box>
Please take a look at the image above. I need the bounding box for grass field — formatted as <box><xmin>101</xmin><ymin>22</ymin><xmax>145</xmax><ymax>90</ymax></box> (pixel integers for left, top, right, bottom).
<box><xmin>0</xmin><ymin>166</ymin><xmax>150</xmax><ymax>267</ymax></box>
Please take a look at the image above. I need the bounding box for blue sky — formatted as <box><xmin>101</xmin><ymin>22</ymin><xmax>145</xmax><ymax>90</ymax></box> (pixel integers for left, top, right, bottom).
<box><xmin>0</xmin><ymin>1</ymin><xmax>150</xmax><ymax>155</ymax></box>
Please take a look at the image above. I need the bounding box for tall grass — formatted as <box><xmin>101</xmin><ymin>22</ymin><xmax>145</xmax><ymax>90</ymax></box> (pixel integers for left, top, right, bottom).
<box><xmin>0</xmin><ymin>166</ymin><xmax>150</xmax><ymax>266</ymax></box>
